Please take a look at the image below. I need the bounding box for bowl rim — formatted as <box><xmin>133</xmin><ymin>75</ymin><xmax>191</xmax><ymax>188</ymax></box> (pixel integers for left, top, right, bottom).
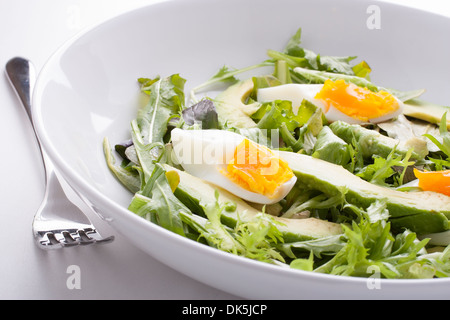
<box><xmin>30</xmin><ymin>0</ymin><xmax>450</xmax><ymax>293</ymax></box>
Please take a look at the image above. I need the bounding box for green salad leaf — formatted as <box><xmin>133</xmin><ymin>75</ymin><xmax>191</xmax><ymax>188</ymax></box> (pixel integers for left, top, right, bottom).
<box><xmin>314</xmin><ymin>200</ymin><xmax>439</xmax><ymax>278</ymax></box>
<box><xmin>252</xmin><ymin>100</ymin><xmax>304</xmax><ymax>132</ymax></box>
<box><xmin>137</xmin><ymin>74</ymin><xmax>185</xmax><ymax>146</ymax></box>
<box><xmin>128</xmin><ymin>165</ymin><xmax>189</xmax><ymax>237</ymax></box>
<box><xmin>312</xmin><ymin>126</ymin><xmax>351</xmax><ymax>166</ymax></box>
<box><xmin>181</xmin><ymin>191</ymin><xmax>286</xmax><ymax>264</ymax></box>
<box><xmin>103</xmin><ymin>137</ymin><xmax>141</xmax><ymax>193</ymax></box>
<box><xmin>268</xmin><ymin>28</ymin><xmax>358</xmax><ymax>76</ymax></box>
<box><xmin>424</xmin><ymin>112</ymin><xmax>450</xmax><ymax>169</ymax></box>
<box><xmin>356</xmin><ymin>147</ymin><xmax>415</xmax><ymax>187</ymax></box>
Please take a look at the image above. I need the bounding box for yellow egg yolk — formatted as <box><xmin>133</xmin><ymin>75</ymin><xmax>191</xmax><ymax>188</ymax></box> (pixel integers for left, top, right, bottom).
<box><xmin>315</xmin><ymin>79</ymin><xmax>399</xmax><ymax>122</ymax></box>
<box><xmin>414</xmin><ymin>169</ymin><xmax>450</xmax><ymax>196</ymax></box>
<box><xmin>223</xmin><ymin>139</ymin><xmax>294</xmax><ymax>198</ymax></box>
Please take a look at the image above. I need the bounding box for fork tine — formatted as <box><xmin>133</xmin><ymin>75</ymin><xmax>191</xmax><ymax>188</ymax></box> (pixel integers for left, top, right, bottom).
<box><xmin>60</xmin><ymin>231</ymin><xmax>81</xmax><ymax>247</ymax></box>
<box><xmin>36</xmin><ymin>228</ymin><xmax>114</xmax><ymax>249</ymax></box>
<box><xmin>38</xmin><ymin>232</ymin><xmax>64</xmax><ymax>249</ymax></box>
<box><xmin>79</xmin><ymin>229</ymin><xmax>115</xmax><ymax>245</ymax></box>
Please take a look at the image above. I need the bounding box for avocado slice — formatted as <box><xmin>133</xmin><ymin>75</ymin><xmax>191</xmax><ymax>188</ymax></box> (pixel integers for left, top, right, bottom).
<box><xmin>279</xmin><ymin>151</ymin><xmax>450</xmax><ymax>235</ymax></box>
<box><xmin>330</xmin><ymin>120</ymin><xmax>428</xmax><ymax>160</ymax></box>
<box><xmin>213</xmin><ymin>79</ymin><xmax>260</xmax><ymax>128</ymax></box>
<box><xmin>403</xmin><ymin>98</ymin><xmax>450</xmax><ymax>130</ymax></box>
<box><xmin>165</xmin><ymin>165</ymin><xmax>343</xmax><ymax>243</ymax></box>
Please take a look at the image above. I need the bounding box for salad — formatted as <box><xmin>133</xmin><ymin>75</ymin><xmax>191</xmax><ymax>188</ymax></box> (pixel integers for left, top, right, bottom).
<box><xmin>104</xmin><ymin>28</ymin><xmax>450</xmax><ymax>279</ymax></box>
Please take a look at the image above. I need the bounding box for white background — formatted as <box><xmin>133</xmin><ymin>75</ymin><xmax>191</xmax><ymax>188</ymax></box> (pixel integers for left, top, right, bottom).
<box><xmin>1</xmin><ymin>0</ymin><xmax>449</xmax><ymax>299</ymax></box>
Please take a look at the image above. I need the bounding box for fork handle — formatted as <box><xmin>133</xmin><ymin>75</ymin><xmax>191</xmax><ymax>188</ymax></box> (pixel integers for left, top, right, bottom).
<box><xmin>6</xmin><ymin>57</ymin><xmax>35</xmax><ymax>123</ymax></box>
<box><xmin>6</xmin><ymin>57</ymin><xmax>53</xmax><ymax>182</ymax></box>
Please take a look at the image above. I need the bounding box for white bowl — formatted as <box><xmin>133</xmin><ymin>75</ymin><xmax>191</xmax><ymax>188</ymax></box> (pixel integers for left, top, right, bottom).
<box><xmin>33</xmin><ymin>0</ymin><xmax>450</xmax><ymax>299</ymax></box>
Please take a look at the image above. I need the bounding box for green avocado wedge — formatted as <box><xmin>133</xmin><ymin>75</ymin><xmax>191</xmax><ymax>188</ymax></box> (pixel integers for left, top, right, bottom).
<box><xmin>329</xmin><ymin>120</ymin><xmax>428</xmax><ymax>160</ymax></box>
<box><xmin>403</xmin><ymin>98</ymin><xmax>450</xmax><ymax>130</ymax></box>
<box><xmin>279</xmin><ymin>151</ymin><xmax>450</xmax><ymax>235</ymax></box>
<box><xmin>164</xmin><ymin>165</ymin><xmax>343</xmax><ymax>243</ymax></box>
<box><xmin>213</xmin><ymin>79</ymin><xmax>260</xmax><ymax>129</ymax></box>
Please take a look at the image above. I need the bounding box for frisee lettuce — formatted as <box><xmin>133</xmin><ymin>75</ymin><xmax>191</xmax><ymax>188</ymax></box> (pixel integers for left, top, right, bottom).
<box><xmin>181</xmin><ymin>190</ymin><xmax>286</xmax><ymax>264</ymax></box>
<box><xmin>312</xmin><ymin>200</ymin><xmax>448</xmax><ymax>279</ymax></box>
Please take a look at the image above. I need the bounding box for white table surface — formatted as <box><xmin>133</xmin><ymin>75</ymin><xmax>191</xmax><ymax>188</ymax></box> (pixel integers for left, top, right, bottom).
<box><xmin>1</xmin><ymin>0</ymin><xmax>449</xmax><ymax>300</ymax></box>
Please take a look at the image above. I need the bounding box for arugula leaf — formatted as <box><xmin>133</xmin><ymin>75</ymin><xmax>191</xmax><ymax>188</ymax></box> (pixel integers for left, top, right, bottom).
<box><xmin>104</xmin><ymin>74</ymin><xmax>185</xmax><ymax>192</ymax></box>
<box><xmin>125</xmin><ymin>74</ymin><xmax>186</xmax><ymax>184</ymax></box>
<box><xmin>317</xmin><ymin>55</ymin><xmax>357</xmax><ymax>75</ymax></box>
<box><xmin>268</xmin><ymin>27</ymin><xmax>360</xmax><ymax>76</ymax></box>
<box><xmin>424</xmin><ymin>113</ymin><xmax>450</xmax><ymax>170</ymax></box>
<box><xmin>190</xmin><ymin>61</ymin><xmax>273</xmax><ymax>103</ymax></box>
<box><xmin>356</xmin><ymin>147</ymin><xmax>415</xmax><ymax>187</ymax></box>
<box><xmin>130</xmin><ymin>119</ymin><xmax>164</xmax><ymax>183</ymax></box>
<box><xmin>102</xmin><ymin>137</ymin><xmax>141</xmax><ymax>193</ymax></box>
<box><xmin>209</xmin><ymin>65</ymin><xmax>240</xmax><ymax>86</ymax></box>
<box><xmin>137</xmin><ymin>74</ymin><xmax>185</xmax><ymax>146</ymax></box>
<box><xmin>424</xmin><ymin>112</ymin><xmax>450</xmax><ymax>160</ymax></box>
<box><xmin>128</xmin><ymin>165</ymin><xmax>188</xmax><ymax>237</ymax></box>
<box><xmin>252</xmin><ymin>100</ymin><xmax>303</xmax><ymax>132</ymax></box>
<box><xmin>283</xmin><ymin>27</ymin><xmax>303</xmax><ymax>56</ymax></box>
<box><xmin>267</xmin><ymin>49</ymin><xmax>314</xmax><ymax>70</ymax></box>
<box><xmin>278</xmin><ymin>100</ymin><xmax>323</xmax><ymax>153</ymax></box>
<box><xmin>312</xmin><ymin>126</ymin><xmax>351</xmax><ymax>166</ymax></box>
<box><xmin>138</xmin><ymin>76</ymin><xmax>161</xmax><ymax>95</ymax></box>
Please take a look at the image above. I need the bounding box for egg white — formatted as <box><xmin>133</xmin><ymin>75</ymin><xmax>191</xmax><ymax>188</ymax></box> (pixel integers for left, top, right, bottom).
<box><xmin>257</xmin><ymin>83</ymin><xmax>404</xmax><ymax>124</ymax></box>
<box><xmin>171</xmin><ymin>128</ymin><xmax>297</xmax><ymax>204</ymax></box>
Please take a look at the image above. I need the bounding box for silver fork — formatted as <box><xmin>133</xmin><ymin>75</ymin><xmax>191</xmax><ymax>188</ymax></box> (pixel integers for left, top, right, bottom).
<box><xmin>6</xmin><ymin>57</ymin><xmax>114</xmax><ymax>249</ymax></box>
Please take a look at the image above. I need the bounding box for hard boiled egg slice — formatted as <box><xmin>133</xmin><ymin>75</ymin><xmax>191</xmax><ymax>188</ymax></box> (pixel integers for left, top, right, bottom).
<box><xmin>413</xmin><ymin>168</ymin><xmax>450</xmax><ymax>196</ymax></box>
<box><xmin>171</xmin><ymin>128</ymin><xmax>297</xmax><ymax>204</ymax></box>
<box><xmin>257</xmin><ymin>80</ymin><xmax>404</xmax><ymax>124</ymax></box>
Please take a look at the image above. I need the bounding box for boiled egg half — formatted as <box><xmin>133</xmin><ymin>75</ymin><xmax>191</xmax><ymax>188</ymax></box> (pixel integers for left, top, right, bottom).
<box><xmin>171</xmin><ymin>128</ymin><xmax>297</xmax><ymax>204</ymax></box>
<box><xmin>257</xmin><ymin>79</ymin><xmax>404</xmax><ymax>124</ymax></box>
